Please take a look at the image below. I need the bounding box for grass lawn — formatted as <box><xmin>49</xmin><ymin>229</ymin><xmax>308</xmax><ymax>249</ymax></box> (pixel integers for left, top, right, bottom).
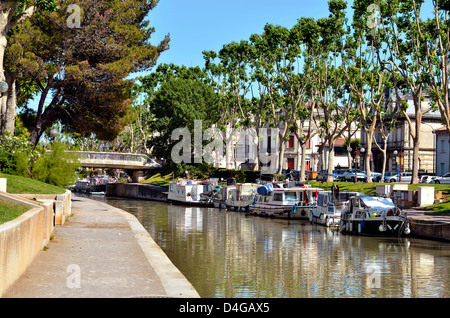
<box><xmin>0</xmin><ymin>199</ymin><xmax>31</xmax><ymax>225</ymax></box>
<box><xmin>0</xmin><ymin>173</ymin><xmax>66</xmax><ymax>225</ymax></box>
<box><xmin>142</xmin><ymin>172</ymin><xmax>173</xmax><ymax>187</ymax></box>
<box><xmin>0</xmin><ymin>173</ymin><xmax>66</xmax><ymax>195</ymax></box>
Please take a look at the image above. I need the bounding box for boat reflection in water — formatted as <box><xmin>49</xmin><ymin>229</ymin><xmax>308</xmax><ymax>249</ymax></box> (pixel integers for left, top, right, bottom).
<box><xmin>97</xmin><ymin>196</ymin><xmax>450</xmax><ymax>298</ymax></box>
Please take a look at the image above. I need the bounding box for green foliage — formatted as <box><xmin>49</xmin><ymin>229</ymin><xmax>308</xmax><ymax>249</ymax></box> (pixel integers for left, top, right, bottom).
<box><xmin>143</xmin><ymin>65</ymin><xmax>220</xmax><ymax>160</ymax></box>
<box><xmin>32</xmin><ymin>142</ymin><xmax>79</xmax><ymax>188</ymax></box>
<box><xmin>0</xmin><ymin>131</ymin><xmax>39</xmax><ymax>177</ymax></box>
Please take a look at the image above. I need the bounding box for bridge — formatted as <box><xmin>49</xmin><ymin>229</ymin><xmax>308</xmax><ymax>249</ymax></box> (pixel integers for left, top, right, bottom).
<box><xmin>71</xmin><ymin>151</ymin><xmax>162</xmax><ymax>170</ymax></box>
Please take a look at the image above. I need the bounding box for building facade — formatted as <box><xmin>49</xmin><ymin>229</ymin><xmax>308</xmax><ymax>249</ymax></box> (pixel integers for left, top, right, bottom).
<box><xmin>435</xmin><ymin>127</ymin><xmax>450</xmax><ymax>176</ymax></box>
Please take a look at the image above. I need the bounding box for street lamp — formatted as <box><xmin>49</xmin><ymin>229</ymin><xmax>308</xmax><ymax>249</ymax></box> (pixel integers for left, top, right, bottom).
<box><xmin>393</xmin><ymin>150</ymin><xmax>401</xmax><ymax>182</ymax></box>
<box><xmin>0</xmin><ymin>81</ymin><xmax>8</xmax><ymax>95</ymax></box>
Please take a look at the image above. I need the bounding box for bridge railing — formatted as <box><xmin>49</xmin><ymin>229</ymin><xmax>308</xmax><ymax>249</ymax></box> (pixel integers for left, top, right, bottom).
<box><xmin>67</xmin><ymin>151</ymin><xmax>160</xmax><ymax>167</ymax></box>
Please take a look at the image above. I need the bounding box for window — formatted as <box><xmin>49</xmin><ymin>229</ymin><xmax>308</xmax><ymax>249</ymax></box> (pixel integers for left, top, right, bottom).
<box><xmin>287</xmin><ymin>158</ymin><xmax>295</xmax><ymax>170</ymax></box>
<box><xmin>441</xmin><ymin>139</ymin><xmax>446</xmax><ymax>153</ymax></box>
<box><xmin>288</xmin><ymin>136</ymin><xmax>294</xmax><ymax>148</ymax></box>
<box><xmin>284</xmin><ymin>192</ymin><xmax>297</xmax><ymax>201</ymax></box>
<box><xmin>273</xmin><ymin>193</ymin><xmax>283</xmax><ymax>201</ymax></box>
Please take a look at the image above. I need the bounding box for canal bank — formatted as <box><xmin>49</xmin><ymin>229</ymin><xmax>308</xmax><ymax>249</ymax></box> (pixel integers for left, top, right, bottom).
<box><xmin>2</xmin><ymin>196</ymin><xmax>199</xmax><ymax>298</ymax></box>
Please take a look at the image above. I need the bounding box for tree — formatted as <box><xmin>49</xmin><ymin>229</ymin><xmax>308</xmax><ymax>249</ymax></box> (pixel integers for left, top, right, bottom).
<box><xmin>203</xmin><ymin>40</ymin><xmax>255</xmax><ymax>170</ymax></box>
<box><xmin>424</xmin><ymin>1</ymin><xmax>450</xmax><ymax>134</ymax></box>
<box><xmin>142</xmin><ymin>64</ymin><xmax>219</xmax><ymax>161</ymax></box>
<box><xmin>313</xmin><ymin>0</ymin><xmax>351</xmax><ymax>182</ymax></box>
<box><xmin>0</xmin><ymin>0</ymin><xmax>57</xmax><ymax>135</ymax></box>
<box><xmin>4</xmin><ymin>0</ymin><xmax>169</xmax><ymax>147</ymax></box>
<box><xmin>383</xmin><ymin>0</ymin><xmax>433</xmax><ymax>184</ymax></box>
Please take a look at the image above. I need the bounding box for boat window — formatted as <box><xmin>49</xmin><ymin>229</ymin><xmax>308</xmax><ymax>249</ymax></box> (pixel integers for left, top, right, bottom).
<box><xmin>317</xmin><ymin>195</ymin><xmax>324</xmax><ymax>206</ymax></box>
<box><xmin>284</xmin><ymin>192</ymin><xmax>297</xmax><ymax>201</ymax></box>
<box><xmin>170</xmin><ymin>185</ymin><xmax>173</xmax><ymax>191</ymax></box>
<box><xmin>273</xmin><ymin>193</ymin><xmax>283</xmax><ymax>201</ymax></box>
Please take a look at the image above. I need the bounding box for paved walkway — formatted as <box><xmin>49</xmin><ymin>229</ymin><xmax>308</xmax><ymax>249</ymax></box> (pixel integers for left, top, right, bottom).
<box><xmin>2</xmin><ymin>196</ymin><xmax>199</xmax><ymax>298</ymax></box>
<box><xmin>404</xmin><ymin>208</ymin><xmax>450</xmax><ymax>223</ymax></box>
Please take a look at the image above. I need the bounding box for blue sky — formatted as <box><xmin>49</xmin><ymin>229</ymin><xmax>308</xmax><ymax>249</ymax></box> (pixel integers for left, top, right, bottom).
<box><xmin>146</xmin><ymin>0</ymin><xmax>333</xmax><ymax>69</ymax></box>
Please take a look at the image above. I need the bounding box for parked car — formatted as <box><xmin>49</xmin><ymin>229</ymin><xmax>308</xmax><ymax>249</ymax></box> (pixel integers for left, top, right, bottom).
<box><xmin>383</xmin><ymin>171</ymin><xmax>397</xmax><ymax>182</ymax></box>
<box><xmin>315</xmin><ymin>169</ymin><xmax>345</xmax><ymax>182</ymax></box>
<box><xmin>420</xmin><ymin>175</ymin><xmax>436</xmax><ymax>184</ymax></box>
<box><xmin>341</xmin><ymin>169</ymin><xmax>367</xmax><ymax>182</ymax></box>
<box><xmin>371</xmin><ymin>172</ymin><xmax>382</xmax><ymax>182</ymax></box>
<box><xmin>385</xmin><ymin>172</ymin><xmax>420</xmax><ymax>183</ymax></box>
<box><xmin>316</xmin><ymin>170</ymin><xmax>327</xmax><ymax>181</ymax></box>
<box><xmin>433</xmin><ymin>172</ymin><xmax>450</xmax><ymax>184</ymax></box>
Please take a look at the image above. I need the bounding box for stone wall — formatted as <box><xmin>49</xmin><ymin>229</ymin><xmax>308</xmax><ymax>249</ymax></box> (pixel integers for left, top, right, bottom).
<box><xmin>0</xmin><ymin>197</ymin><xmax>54</xmax><ymax>296</ymax></box>
<box><xmin>106</xmin><ymin>183</ymin><xmax>168</xmax><ymax>202</ymax></box>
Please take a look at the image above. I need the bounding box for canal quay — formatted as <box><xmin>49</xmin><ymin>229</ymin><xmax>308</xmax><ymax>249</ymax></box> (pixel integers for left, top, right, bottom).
<box><xmin>88</xmin><ymin>194</ymin><xmax>450</xmax><ymax>298</ymax></box>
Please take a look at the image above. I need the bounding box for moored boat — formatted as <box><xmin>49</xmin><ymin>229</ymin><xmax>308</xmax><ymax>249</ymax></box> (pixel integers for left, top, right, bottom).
<box><xmin>311</xmin><ymin>190</ymin><xmax>361</xmax><ymax>227</ymax></box>
<box><xmin>225</xmin><ymin>183</ymin><xmax>259</xmax><ymax>212</ymax></box>
<box><xmin>168</xmin><ymin>179</ymin><xmax>218</xmax><ymax>206</ymax></box>
<box><xmin>340</xmin><ymin>195</ymin><xmax>410</xmax><ymax>236</ymax></box>
<box><xmin>248</xmin><ymin>184</ymin><xmax>323</xmax><ymax>220</ymax></box>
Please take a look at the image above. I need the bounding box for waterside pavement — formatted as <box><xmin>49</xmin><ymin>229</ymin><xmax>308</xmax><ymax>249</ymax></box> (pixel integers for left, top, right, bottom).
<box><xmin>2</xmin><ymin>196</ymin><xmax>200</xmax><ymax>298</ymax></box>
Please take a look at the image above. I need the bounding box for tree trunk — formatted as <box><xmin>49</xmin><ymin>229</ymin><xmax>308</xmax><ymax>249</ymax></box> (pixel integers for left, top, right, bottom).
<box><xmin>277</xmin><ymin>124</ymin><xmax>289</xmax><ymax>175</ymax></box>
<box><xmin>364</xmin><ymin>129</ymin><xmax>374</xmax><ymax>183</ymax></box>
<box><xmin>3</xmin><ymin>72</ymin><xmax>16</xmax><ymax>134</ymax></box>
<box><xmin>326</xmin><ymin>143</ymin><xmax>335</xmax><ymax>182</ymax></box>
<box><xmin>299</xmin><ymin>142</ymin><xmax>307</xmax><ymax>182</ymax></box>
<box><xmin>411</xmin><ymin>131</ymin><xmax>420</xmax><ymax>185</ymax></box>
<box><xmin>0</xmin><ymin>31</ymin><xmax>7</xmax><ymax>135</ymax></box>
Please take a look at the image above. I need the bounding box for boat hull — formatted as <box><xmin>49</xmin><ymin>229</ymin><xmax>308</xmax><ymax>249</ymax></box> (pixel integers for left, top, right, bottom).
<box><xmin>249</xmin><ymin>205</ymin><xmax>314</xmax><ymax>220</ymax></box>
<box><xmin>226</xmin><ymin>200</ymin><xmax>254</xmax><ymax>212</ymax></box>
<box><xmin>340</xmin><ymin>217</ymin><xmax>409</xmax><ymax>236</ymax></box>
<box><xmin>168</xmin><ymin>198</ymin><xmax>213</xmax><ymax>207</ymax></box>
<box><xmin>310</xmin><ymin>213</ymin><xmax>340</xmax><ymax>227</ymax></box>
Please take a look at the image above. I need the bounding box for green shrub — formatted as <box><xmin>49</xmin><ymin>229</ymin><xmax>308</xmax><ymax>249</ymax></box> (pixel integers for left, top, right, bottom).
<box><xmin>0</xmin><ymin>132</ymin><xmax>39</xmax><ymax>177</ymax></box>
<box><xmin>32</xmin><ymin>142</ymin><xmax>80</xmax><ymax>188</ymax></box>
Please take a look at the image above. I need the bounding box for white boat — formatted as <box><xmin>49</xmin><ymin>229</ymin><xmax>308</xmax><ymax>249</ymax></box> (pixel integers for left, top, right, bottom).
<box><xmin>213</xmin><ymin>185</ymin><xmax>235</xmax><ymax>209</ymax></box>
<box><xmin>168</xmin><ymin>179</ymin><xmax>218</xmax><ymax>206</ymax></box>
<box><xmin>311</xmin><ymin>191</ymin><xmax>361</xmax><ymax>227</ymax></box>
<box><xmin>225</xmin><ymin>183</ymin><xmax>260</xmax><ymax>212</ymax></box>
<box><xmin>249</xmin><ymin>184</ymin><xmax>323</xmax><ymax>220</ymax></box>
<box><xmin>340</xmin><ymin>195</ymin><xmax>411</xmax><ymax>236</ymax></box>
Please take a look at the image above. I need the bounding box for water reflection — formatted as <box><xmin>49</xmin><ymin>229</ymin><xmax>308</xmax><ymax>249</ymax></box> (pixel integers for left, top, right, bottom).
<box><xmin>93</xmin><ymin>196</ymin><xmax>450</xmax><ymax>298</ymax></box>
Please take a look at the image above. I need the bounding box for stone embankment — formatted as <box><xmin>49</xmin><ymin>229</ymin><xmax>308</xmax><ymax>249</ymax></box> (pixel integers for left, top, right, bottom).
<box><xmin>1</xmin><ymin>178</ymin><xmax>198</xmax><ymax>298</ymax></box>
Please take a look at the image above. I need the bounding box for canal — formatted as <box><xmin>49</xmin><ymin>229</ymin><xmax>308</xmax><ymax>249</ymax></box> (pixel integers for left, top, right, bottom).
<box><xmin>93</xmin><ymin>196</ymin><xmax>450</xmax><ymax>298</ymax></box>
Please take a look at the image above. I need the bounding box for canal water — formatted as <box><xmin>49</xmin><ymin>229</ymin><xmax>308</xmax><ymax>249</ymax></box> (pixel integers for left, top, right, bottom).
<box><xmin>92</xmin><ymin>196</ymin><xmax>450</xmax><ymax>298</ymax></box>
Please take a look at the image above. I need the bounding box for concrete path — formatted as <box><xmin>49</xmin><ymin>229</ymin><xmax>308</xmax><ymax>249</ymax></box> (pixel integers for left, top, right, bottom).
<box><xmin>2</xmin><ymin>196</ymin><xmax>199</xmax><ymax>298</ymax></box>
<box><xmin>404</xmin><ymin>208</ymin><xmax>450</xmax><ymax>223</ymax></box>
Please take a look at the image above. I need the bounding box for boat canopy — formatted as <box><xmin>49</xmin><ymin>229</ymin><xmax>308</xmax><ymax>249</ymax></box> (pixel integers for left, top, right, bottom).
<box><xmin>360</xmin><ymin>196</ymin><xmax>396</xmax><ymax>212</ymax></box>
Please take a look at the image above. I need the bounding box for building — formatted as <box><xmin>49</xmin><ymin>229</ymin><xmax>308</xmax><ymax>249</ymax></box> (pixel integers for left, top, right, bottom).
<box><xmin>435</xmin><ymin>127</ymin><xmax>450</xmax><ymax>176</ymax></box>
